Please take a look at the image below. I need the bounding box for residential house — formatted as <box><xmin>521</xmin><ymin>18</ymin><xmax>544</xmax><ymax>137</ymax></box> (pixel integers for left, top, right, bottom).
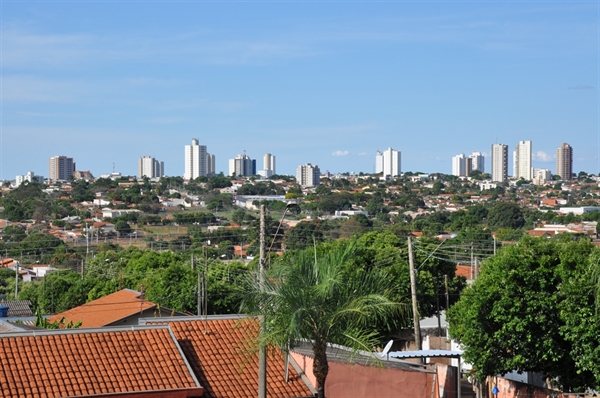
<box><xmin>0</xmin><ymin>300</ymin><xmax>33</xmax><ymax>317</ymax></box>
<box><xmin>48</xmin><ymin>289</ymin><xmax>187</xmax><ymax>328</ymax></box>
<box><xmin>0</xmin><ymin>325</ymin><xmax>204</xmax><ymax>397</ymax></box>
<box><xmin>141</xmin><ymin>316</ymin><xmax>315</xmax><ymax>398</ymax></box>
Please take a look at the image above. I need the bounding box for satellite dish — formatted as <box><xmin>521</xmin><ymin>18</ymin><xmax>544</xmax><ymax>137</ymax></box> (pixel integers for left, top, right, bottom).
<box><xmin>377</xmin><ymin>340</ymin><xmax>394</xmax><ymax>358</ymax></box>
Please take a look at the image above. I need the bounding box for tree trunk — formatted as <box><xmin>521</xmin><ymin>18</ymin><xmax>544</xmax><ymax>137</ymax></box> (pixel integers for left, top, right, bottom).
<box><xmin>313</xmin><ymin>340</ymin><xmax>329</xmax><ymax>398</ymax></box>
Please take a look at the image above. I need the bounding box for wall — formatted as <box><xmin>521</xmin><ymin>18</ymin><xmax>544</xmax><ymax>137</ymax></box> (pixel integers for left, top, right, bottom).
<box><xmin>291</xmin><ymin>351</ymin><xmax>437</xmax><ymax>398</ymax></box>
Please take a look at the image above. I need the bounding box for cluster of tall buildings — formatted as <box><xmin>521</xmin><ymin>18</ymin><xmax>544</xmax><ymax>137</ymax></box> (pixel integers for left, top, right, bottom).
<box><xmin>25</xmin><ymin>139</ymin><xmax>575</xmax><ymax>185</ymax></box>
<box><xmin>489</xmin><ymin>141</ymin><xmax>573</xmax><ymax>183</ymax></box>
<box><xmin>452</xmin><ymin>152</ymin><xmax>484</xmax><ymax>177</ymax></box>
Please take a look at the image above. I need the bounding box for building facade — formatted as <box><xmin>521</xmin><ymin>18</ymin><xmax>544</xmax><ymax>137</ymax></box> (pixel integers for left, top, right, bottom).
<box><xmin>184</xmin><ymin>139</ymin><xmax>208</xmax><ymax>180</ymax></box>
<box><xmin>138</xmin><ymin>156</ymin><xmax>164</xmax><ymax>179</ymax></box>
<box><xmin>228</xmin><ymin>153</ymin><xmax>256</xmax><ymax>177</ymax></box>
<box><xmin>49</xmin><ymin>156</ymin><xmax>75</xmax><ymax>181</ymax></box>
<box><xmin>514</xmin><ymin>140</ymin><xmax>532</xmax><ymax>181</ymax></box>
<box><xmin>491</xmin><ymin>144</ymin><xmax>508</xmax><ymax>182</ymax></box>
<box><xmin>207</xmin><ymin>154</ymin><xmax>216</xmax><ymax>177</ymax></box>
<box><xmin>469</xmin><ymin>151</ymin><xmax>484</xmax><ymax>173</ymax></box>
<box><xmin>296</xmin><ymin>163</ymin><xmax>321</xmax><ymax>187</ymax></box>
<box><xmin>379</xmin><ymin>148</ymin><xmax>401</xmax><ymax>178</ymax></box>
<box><xmin>556</xmin><ymin>143</ymin><xmax>573</xmax><ymax>180</ymax></box>
<box><xmin>375</xmin><ymin>150</ymin><xmax>383</xmax><ymax>174</ymax></box>
<box><xmin>15</xmin><ymin>172</ymin><xmax>44</xmax><ymax>187</ymax></box>
<box><xmin>452</xmin><ymin>153</ymin><xmax>472</xmax><ymax>177</ymax></box>
<box><xmin>532</xmin><ymin>168</ymin><xmax>552</xmax><ymax>185</ymax></box>
<box><xmin>259</xmin><ymin>153</ymin><xmax>276</xmax><ymax>177</ymax></box>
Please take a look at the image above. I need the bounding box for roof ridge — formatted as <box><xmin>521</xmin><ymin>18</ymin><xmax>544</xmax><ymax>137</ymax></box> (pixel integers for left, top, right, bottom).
<box><xmin>0</xmin><ymin>323</ymin><xmax>170</xmax><ymax>338</ymax></box>
<box><xmin>139</xmin><ymin>314</ymin><xmax>248</xmax><ymax>324</ymax></box>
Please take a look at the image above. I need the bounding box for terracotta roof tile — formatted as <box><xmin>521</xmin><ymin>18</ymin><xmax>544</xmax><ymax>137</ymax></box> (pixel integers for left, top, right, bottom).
<box><xmin>47</xmin><ymin>289</ymin><xmax>156</xmax><ymax>328</ymax></box>
<box><xmin>148</xmin><ymin>317</ymin><xmax>313</xmax><ymax>398</ymax></box>
<box><xmin>0</xmin><ymin>326</ymin><xmax>203</xmax><ymax>398</ymax></box>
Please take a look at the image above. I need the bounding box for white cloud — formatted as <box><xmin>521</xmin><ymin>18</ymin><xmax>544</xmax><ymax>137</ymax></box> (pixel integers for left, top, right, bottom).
<box><xmin>534</xmin><ymin>151</ymin><xmax>554</xmax><ymax>162</ymax></box>
<box><xmin>332</xmin><ymin>150</ymin><xmax>350</xmax><ymax>156</ymax></box>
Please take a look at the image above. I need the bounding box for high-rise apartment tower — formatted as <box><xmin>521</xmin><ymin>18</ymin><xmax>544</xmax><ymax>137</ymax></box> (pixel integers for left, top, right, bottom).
<box><xmin>491</xmin><ymin>144</ymin><xmax>508</xmax><ymax>182</ymax></box>
<box><xmin>514</xmin><ymin>140</ymin><xmax>533</xmax><ymax>181</ymax></box>
<box><xmin>556</xmin><ymin>143</ymin><xmax>573</xmax><ymax>180</ymax></box>
<box><xmin>49</xmin><ymin>156</ymin><xmax>75</xmax><ymax>181</ymax></box>
<box><xmin>138</xmin><ymin>156</ymin><xmax>164</xmax><ymax>179</ymax></box>
<box><xmin>470</xmin><ymin>151</ymin><xmax>484</xmax><ymax>173</ymax></box>
<box><xmin>263</xmin><ymin>153</ymin><xmax>276</xmax><ymax>176</ymax></box>
<box><xmin>184</xmin><ymin>139</ymin><xmax>208</xmax><ymax>180</ymax></box>
<box><xmin>452</xmin><ymin>153</ymin><xmax>473</xmax><ymax>177</ymax></box>
<box><xmin>229</xmin><ymin>153</ymin><xmax>256</xmax><ymax>177</ymax></box>
<box><xmin>296</xmin><ymin>163</ymin><xmax>321</xmax><ymax>187</ymax></box>
<box><xmin>376</xmin><ymin>148</ymin><xmax>401</xmax><ymax>178</ymax></box>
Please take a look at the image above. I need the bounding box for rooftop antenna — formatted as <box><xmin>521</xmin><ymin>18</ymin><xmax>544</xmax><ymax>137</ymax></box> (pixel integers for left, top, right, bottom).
<box><xmin>112</xmin><ymin>162</ymin><xmax>115</xmax><ymax>173</ymax></box>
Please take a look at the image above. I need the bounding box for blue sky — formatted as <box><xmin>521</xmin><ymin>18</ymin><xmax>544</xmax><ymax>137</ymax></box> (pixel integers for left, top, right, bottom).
<box><xmin>1</xmin><ymin>1</ymin><xmax>598</xmax><ymax>179</ymax></box>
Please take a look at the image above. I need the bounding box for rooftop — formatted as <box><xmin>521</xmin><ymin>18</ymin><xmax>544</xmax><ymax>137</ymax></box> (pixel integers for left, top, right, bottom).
<box><xmin>47</xmin><ymin>289</ymin><xmax>155</xmax><ymax>328</ymax></box>
<box><xmin>142</xmin><ymin>315</ymin><xmax>314</xmax><ymax>398</ymax></box>
<box><xmin>0</xmin><ymin>325</ymin><xmax>203</xmax><ymax>398</ymax></box>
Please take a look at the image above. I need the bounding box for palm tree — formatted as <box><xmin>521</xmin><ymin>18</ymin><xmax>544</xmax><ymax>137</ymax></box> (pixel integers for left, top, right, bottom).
<box><xmin>243</xmin><ymin>240</ymin><xmax>407</xmax><ymax>398</ymax></box>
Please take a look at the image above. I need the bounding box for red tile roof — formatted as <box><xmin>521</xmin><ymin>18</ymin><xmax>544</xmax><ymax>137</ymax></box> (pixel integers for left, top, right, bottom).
<box><xmin>145</xmin><ymin>317</ymin><xmax>314</xmax><ymax>398</ymax></box>
<box><xmin>455</xmin><ymin>265</ymin><xmax>473</xmax><ymax>280</ymax></box>
<box><xmin>0</xmin><ymin>326</ymin><xmax>203</xmax><ymax>398</ymax></box>
<box><xmin>48</xmin><ymin>289</ymin><xmax>155</xmax><ymax>328</ymax></box>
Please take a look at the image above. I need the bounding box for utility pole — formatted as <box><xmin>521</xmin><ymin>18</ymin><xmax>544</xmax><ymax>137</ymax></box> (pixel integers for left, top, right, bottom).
<box><xmin>258</xmin><ymin>205</ymin><xmax>267</xmax><ymax>398</ymax></box>
<box><xmin>407</xmin><ymin>237</ymin><xmax>422</xmax><ymax>356</ymax></box>
<box><xmin>14</xmin><ymin>262</ymin><xmax>19</xmax><ymax>299</ymax></box>
<box><xmin>444</xmin><ymin>275</ymin><xmax>450</xmax><ymax>310</ymax></box>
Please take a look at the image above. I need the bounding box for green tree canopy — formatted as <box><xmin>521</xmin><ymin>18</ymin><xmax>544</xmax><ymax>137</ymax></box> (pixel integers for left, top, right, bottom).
<box><xmin>242</xmin><ymin>240</ymin><xmax>407</xmax><ymax>398</ymax></box>
<box><xmin>447</xmin><ymin>236</ymin><xmax>599</xmax><ymax>391</ymax></box>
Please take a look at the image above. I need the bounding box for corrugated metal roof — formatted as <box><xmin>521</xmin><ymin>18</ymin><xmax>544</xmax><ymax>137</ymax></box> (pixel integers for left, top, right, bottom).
<box><xmin>0</xmin><ymin>300</ymin><xmax>33</xmax><ymax>316</ymax></box>
<box><xmin>387</xmin><ymin>349</ymin><xmax>463</xmax><ymax>359</ymax></box>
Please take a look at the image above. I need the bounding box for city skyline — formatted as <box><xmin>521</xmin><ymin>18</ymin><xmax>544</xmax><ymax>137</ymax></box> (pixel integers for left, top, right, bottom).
<box><xmin>3</xmin><ymin>139</ymin><xmax>585</xmax><ymax>181</ymax></box>
<box><xmin>1</xmin><ymin>2</ymin><xmax>597</xmax><ymax>178</ymax></box>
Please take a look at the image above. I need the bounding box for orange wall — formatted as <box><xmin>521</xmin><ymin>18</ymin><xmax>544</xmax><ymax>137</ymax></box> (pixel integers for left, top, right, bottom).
<box><xmin>291</xmin><ymin>352</ymin><xmax>436</xmax><ymax>398</ymax></box>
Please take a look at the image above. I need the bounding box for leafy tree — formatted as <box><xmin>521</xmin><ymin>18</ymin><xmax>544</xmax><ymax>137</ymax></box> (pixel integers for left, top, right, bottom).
<box><xmin>284</xmin><ymin>221</ymin><xmax>324</xmax><ymax>251</ymax></box>
<box><xmin>35</xmin><ymin>308</ymin><xmax>82</xmax><ymax>329</ymax></box>
<box><xmin>447</xmin><ymin>236</ymin><xmax>598</xmax><ymax>391</ymax></box>
<box><xmin>487</xmin><ymin>202</ymin><xmax>525</xmax><ymax>229</ymax></box>
<box><xmin>242</xmin><ymin>240</ymin><xmax>406</xmax><ymax>398</ymax></box>
<box><xmin>114</xmin><ymin>220</ymin><xmax>133</xmax><ymax>235</ymax></box>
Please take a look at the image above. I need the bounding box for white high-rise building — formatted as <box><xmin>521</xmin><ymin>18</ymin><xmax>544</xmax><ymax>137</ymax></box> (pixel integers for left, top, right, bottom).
<box><xmin>491</xmin><ymin>144</ymin><xmax>508</xmax><ymax>182</ymax></box>
<box><xmin>515</xmin><ymin>140</ymin><xmax>533</xmax><ymax>181</ymax></box>
<box><xmin>184</xmin><ymin>139</ymin><xmax>208</xmax><ymax>180</ymax></box>
<box><xmin>470</xmin><ymin>151</ymin><xmax>485</xmax><ymax>173</ymax></box>
<box><xmin>138</xmin><ymin>156</ymin><xmax>164</xmax><ymax>179</ymax></box>
<box><xmin>375</xmin><ymin>150</ymin><xmax>384</xmax><ymax>174</ymax></box>
<box><xmin>259</xmin><ymin>153</ymin><xmax>276</xmax><ymax>177</ymax></box>
<box><xmin>452</xmin><ymin>153</ymin><xmax>472</xmax><ymax>177</ymax></box>
<box><xmin>14</xmin><ymin>172</ymin><xmax>44</xmax><ymax>187</ymax></box>
<box><xmin>296</xmin><ymin>163</ymin><xmax>320</xmax><ymax>187</ymax></box>
<box><xmin>381</xmin><ymin>148</ymin><xmax>401</xmax><ymax>178</ymax></box>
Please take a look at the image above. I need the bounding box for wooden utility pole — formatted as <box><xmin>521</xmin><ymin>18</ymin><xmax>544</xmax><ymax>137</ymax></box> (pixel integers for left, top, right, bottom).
<box><xmin>258</xmin><ymin>205</ymin><xmax>267</xmax><ymax>398</ymax></box>
<box><xmin>407</xmin><ymin>237</ymin><xmax>422</xmax><ymax>356</ymax></box>
<box><xmin>444</xmin><ymin>275</ymin><xmax>450</xmax><ymax>310</ymax></box>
